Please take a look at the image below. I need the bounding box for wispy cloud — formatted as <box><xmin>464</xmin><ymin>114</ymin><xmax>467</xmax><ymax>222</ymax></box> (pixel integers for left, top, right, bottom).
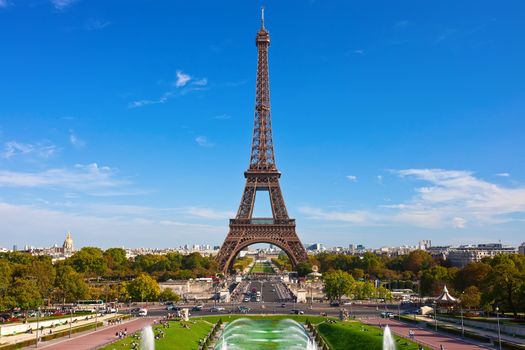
<box><xmin>346</xmin><ymin>175</ymin><xmax>357</xmax><ymax>182</ymax></box>
<box><xmin>182</xmin><ymin>207</ymin><xmax>235</xmax><ymax>220</ymax></box>
<box><xmin>353</xmin><ymin>49</ymin><xmax>365</xmax><ymax>55</ymax></box>
<box><xmin>192</xmin><ymin>78</ymin><xmax>208</xmax><ymax>86</ymax></box>
<box><xmin>69</xmin><ymin>130</ymin><xmax>86</xmax><ymax>149</ymax></box>
<box><xmin>302</xmin><ymin>168</ymin><xmax>525</xmax><ymax>230</ymax></box>
<box><xmin>84</xmin><ymin>19</ymin><xmax>111</xmax><ymax>31</ymax></box>
<box><xmin>0</xmin><ymin>163</ymin><xmax>130</xmax><ymax>193</ymax></box>
<box><xmin>129</xmin><ymin>70</ymin><xmax>207</xmax><ymax>108</ymax></box>
<box><xmin>1</xmin><ymin>141</ymin><xmax>57</xmax><ymax>160</ymax></box>
<box><xmin>51</xmin><ymin>0</ymin><xmax>77</xmax><ymax>10</ymax></box>
<box><xmin>175</xmin><ymin>70</ymin><xmax>191</xmax><ymax>87</ymax></box>
<box><xmin>195</xmin><ymin>136</ymin><xmax>214</xmax><ymax>147</ymax></box>
<box><xmin>496</xmin><ymin>172</ymin><xmax>510</xmax><ymax>177</ymax></box>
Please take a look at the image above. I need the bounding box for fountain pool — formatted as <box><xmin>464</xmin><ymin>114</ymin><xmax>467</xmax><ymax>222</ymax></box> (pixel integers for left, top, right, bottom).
<box><xmin>216</xmin><ymin>318</ymin><xmax>317</xmax><ymax>350</ymax></box>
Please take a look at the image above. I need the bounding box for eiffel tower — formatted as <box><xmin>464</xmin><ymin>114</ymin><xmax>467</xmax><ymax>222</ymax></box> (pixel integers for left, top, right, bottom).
<box><xmin>216</xmin><ymin>8</ymin><xmax>308</xmax><ymax>274</ymax></box>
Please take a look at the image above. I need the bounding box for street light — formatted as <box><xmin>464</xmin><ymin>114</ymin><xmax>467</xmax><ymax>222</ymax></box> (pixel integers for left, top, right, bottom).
<box><xmin>460</xmin><ymin>292</ymin><xmax>465</xmax><ymax>338</ymax></box>
<box><xmin>496</xmin><ymin>307</ymin><xmax>502</xmax><ymax>350</ymax></box>
<box><xmin>35</xmin><ymin>306</ymin><xmax>40</xmax><ymax>348</ymax></box>
<box><xmin>433</xmin><ymin>301</ymin><xmax>438</xmax><ymax>332</ymax></box>
<box><xmin>69</xmin><ymin>307</ymin><xmax>73</xmax><ymax>338</ymax></box>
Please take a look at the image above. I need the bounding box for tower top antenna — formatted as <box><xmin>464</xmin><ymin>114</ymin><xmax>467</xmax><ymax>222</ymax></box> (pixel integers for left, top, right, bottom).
<box><xmin>261</xmin><ymin>6</ymin><xmax>265</xmax><ymax>29</ymax></box>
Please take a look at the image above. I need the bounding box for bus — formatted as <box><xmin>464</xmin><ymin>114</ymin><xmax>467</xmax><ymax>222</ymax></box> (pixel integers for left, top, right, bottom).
<box><xmin>76</xmin><ymin>300</ymin><xmax>105</xmax><ymax>312</ymax></box>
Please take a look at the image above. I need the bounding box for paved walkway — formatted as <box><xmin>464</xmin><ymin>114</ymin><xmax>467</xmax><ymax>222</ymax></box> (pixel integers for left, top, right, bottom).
<box><xmin>362</xmin><ymin>318</ymin><xmax>490</xmax><ymax>350</ymax></box>
<box><xmin>28</xmin><ymin>317</ymin><xmax>155</xmax><ymax>350</ymax></box>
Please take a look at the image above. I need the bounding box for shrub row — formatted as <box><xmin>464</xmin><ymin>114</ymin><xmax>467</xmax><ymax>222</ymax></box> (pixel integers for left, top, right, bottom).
<box><xmin>425</xmin><ymin>323</ymin><xmax>491</xmax><ymax>343</ymax></box>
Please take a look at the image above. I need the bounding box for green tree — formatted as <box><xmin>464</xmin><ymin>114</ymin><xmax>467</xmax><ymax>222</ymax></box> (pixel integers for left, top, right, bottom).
<box><xmin>10</xmin><ymin>279</ymin><xmax>43</xmax><ymax>310</ymax></box>
<box><xmin>296</xmin><ymin>262</ymin><xmax>313</xmax><ymax>277</ymax></box>
<box><xmin>159</xmin><ymin>289</ymin><xmax>180</xmax><ymax>302</ymax></box>
<box><xmin>323</xmin><ymin>270</ymin><xmax>355</xmax><ymax>302</ymax></box>
<box><xmin>461</xmin><ymin>286</ymin><xmax>482</xmax><ymax>309</ymax></box>
<box><xmin>127</xmin><ymin>273</ymin><xmax>160</xmax><ymax>302</ymax></box>
<box><xmin>54</xmin><ymin>265</ymin><xmax>89</xmax><ymax>303</ymax></box>
<box><xmin>68</xmin><ymin>247</ymin><xmax>108</xmax><ymax>276</ymax></box>
<box><xmin>485</xmin><ymin>254</ymin><xmax>524</xmax><ymax>316</ymax></box>
<box><xmin>354</xmin><ymin>281</ymin><xmax>376</xmax><ymax>300</ymax></box>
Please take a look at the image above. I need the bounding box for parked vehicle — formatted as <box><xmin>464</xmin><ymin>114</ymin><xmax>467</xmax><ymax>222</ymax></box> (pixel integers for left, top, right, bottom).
<box><xmin>138</xmin><ymin>308</ymin><xmax>148</xmax><ymax>316</ymax></box>
<box><xmin>329</xmin><ymin>301</ymin><xmax>340</xmax><ymax>307</ymax></box>
<box><xmin>290</xmin><ymin>309</ymin><xmax>304</xmax><ymax>315</ymax></box>
<box><xmin>238</xmin><ymin>306</ymin><xmax>250</xmax><ymax>314</ymax></box>
<box><xmin>191</xmin><ymin>305</ymin><xmax>203</xmax><ymax>311</ymax></box>
<box><xmin>210</xmin><ymin>307</ymin><xmax>225</xmax><ymax>313</ymax></box>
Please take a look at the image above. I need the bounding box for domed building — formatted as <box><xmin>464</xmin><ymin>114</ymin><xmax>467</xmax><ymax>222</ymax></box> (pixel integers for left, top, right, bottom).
<box><xmin>62</xmin><ymin>231</ymin><xmax>74</xmax><ymax>256</ymax></box>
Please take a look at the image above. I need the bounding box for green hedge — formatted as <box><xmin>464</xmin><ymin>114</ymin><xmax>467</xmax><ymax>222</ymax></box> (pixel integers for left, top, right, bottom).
<box><xmin>400</xmin><ymin>315</ymin><xmax>420</xmax><ymax>324</ymax></box>
<box><xmin>497</xmin><ymin>339</ymin><xmax>525</xmax><ymax>350</ymax></box>
<box><xmin>0</xmin><ymin>322</ymin><xmax>103</xmax><ymax>350</ymax></box>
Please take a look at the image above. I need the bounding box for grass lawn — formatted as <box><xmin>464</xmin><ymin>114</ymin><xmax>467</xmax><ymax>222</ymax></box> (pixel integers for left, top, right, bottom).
<box><xmin>250</xmin><ymin>261</ymin><xmax>274</xmax><ymax>273</ymax></box>
<box><xmin>317</xmin><ymin>320</ymin><xmax>429</xmax><ymax>350</ymax></box>
<box><xmin>98</xmin><ymin>320</ymin><xmax>212</xmax><ymax>350</ymax></box>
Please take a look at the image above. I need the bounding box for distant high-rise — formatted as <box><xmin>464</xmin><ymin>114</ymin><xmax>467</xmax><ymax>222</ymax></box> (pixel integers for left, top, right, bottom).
<box><xmin>519</xmin><ymin>242</ymin><xmax>525</xmax><ymax>255</ymax></box>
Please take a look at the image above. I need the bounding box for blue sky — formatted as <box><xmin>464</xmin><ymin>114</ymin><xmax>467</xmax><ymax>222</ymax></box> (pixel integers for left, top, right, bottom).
<box><xmin>1</xmin><ymin>0</ymin><xmax>524</xmax><ymax>249</ymax></box>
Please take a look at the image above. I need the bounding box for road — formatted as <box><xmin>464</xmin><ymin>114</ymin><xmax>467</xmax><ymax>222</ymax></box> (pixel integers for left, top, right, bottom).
<box><xmin>32</xmin><ymin>317</ymin><xmax>155</xmax><ymax>350</ymax></box>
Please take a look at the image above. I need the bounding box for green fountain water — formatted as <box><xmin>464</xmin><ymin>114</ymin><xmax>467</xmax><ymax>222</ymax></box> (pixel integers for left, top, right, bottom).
<box><xmin>216</xmin><ymin>318</ymin><xmax>317</xmax><ymax>350</ymax></box>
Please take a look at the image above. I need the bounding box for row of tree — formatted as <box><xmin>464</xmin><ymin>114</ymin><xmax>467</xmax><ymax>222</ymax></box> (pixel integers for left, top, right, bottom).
<box><xmin>314</xmin><ymin>251</ymin><xmax>525</xmax><ymax>316</ymax></box>
<box><xmin>0</xmin><ymin>247</ymin><xmax>216</xmax><ymax>310</ymax></box>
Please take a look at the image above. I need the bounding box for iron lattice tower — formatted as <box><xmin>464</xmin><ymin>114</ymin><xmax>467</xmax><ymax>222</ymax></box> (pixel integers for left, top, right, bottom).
<box><xmin>216</xmin><ymin>8</ymin><xmax>308</xmax><ymax>273</ymax></box>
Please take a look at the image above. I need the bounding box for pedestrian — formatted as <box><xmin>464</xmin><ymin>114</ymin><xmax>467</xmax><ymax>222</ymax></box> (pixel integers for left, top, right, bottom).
<box><xmin>440</xmin><ymin>345</ymin><xmax>445</xmax><ymax>350</ymax></box>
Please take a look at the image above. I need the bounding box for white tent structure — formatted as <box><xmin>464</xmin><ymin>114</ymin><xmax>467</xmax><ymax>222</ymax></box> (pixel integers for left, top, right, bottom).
<box><xmin>435</xmin><ymin>285</ymin><xmax>457</xmax><ymax>304</ymax></box>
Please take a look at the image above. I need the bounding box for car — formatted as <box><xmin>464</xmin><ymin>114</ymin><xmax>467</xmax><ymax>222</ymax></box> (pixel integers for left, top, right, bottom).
<box><xmin>290</xmin><ymin>309</ymin><xmax>304</xmax><ymax>315</ymax></box>
<box><xmin>138</xmin><ymin>308</ymin><xmax>148</xmax><ymax>316</ymax></box>
<box><xmin>210</xmin><ymin>307</ymin><xmax>225</xmax><ymax>313</ymax></box>
<box><xmin>280</xmin><ymin>303</ymin><xmax>286</xmax><ymax>308</ymax></box>
<box><xmin>191</xmin><ymin>305</ymin><xmax>203</xmax><ymax>311</ymax></box>
<box><xmin>238</xmin><ymin>306</ymin><xmax>250</xmax><ymax>313</ymax></box>
<box><xmin>244</xmin><ymin>297</ymin><xmax>250</xmax><ymax>302</ymax></box>
<box><xmin>380</xmin><ymin>312</ymin><xmax>395</xmax><ymax>318</ymax></box>
<box><xmin>166</xmin><ymin>305</ymin><xmax>181</xmax><ymax>311</ymax></box>
<box><xmin>343</xmin><ymin>301</ymin><xmax>353</xmax><ymax>305</ymax></box>
<box><xmin>329</xmin><ymin>301</ymin><xmax>340</xmax><ymax>307</ymax></box>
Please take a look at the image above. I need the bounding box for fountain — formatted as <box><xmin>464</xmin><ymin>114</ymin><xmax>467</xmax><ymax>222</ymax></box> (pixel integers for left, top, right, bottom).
<box><xmin>216</xmin><ymin>318</ymin><xmax>317</xmax><ymax>350</ymax></box>
<box><xmin>141</xmin><ymin>325</ymin><xmax>155</xmax><ymax>350</ymax></box>
<box><xmin>382</xmin><ymin>325</ymin><xmax>396</xmax><ymax>350</ymax></box>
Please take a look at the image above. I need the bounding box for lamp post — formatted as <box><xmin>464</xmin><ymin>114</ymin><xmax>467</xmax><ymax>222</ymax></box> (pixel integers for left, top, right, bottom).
<box><xmin>496</xmin><ymin>307</ymin><xmax>502</xmax><ymax>350</ymax></box>
<box><xmin>433</xmin><ymin>301</ymin><xmax>438</xmax><ymax>332</ymax></box>
<box><xmin>35</xmin><ymin>306</ymin><xmax>40</xmax><ymax>348</ymax></box>
<box><xmin>460</xmin><ymin>292</ymin><xmax>465</xmax><ymax>339</ymax></box>
<box><xmin>398</xmin><ymin>301</ymin><xmax>401</xmax><ymax>321</ymax></box>
<box><xmin>69</xmin><ymin>307</ymin><xmax>73</xmax><ymax>338</ymax></box>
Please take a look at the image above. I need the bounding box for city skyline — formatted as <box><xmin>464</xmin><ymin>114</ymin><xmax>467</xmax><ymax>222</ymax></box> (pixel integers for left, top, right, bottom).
<box><xmin>1</xmin><ymin>1</ymin><xmax>525</xmax><ymax>248</ymax></box>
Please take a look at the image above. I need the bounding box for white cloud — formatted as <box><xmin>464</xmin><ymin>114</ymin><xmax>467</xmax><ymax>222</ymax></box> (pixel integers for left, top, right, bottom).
<box><xmin>354</xmin><ymin>49</ymin><xmax>365</xmax><ymax>55</ymax></box>
<box><xmin>0</xmin><ymin>163</ymin><xmax>129</xmax><ymax>193</ymax></box>
<box><xmin>496</xmin><ymin>172</ymin><xmax>510</xmax><ymax>177</ymax></box>
<box><xmin>195</xmin><ymin>136</ymin><xmax>214</xmax><ymax>147</ymax></box>
<box><xmin>175</xmin><ymin>70</ymin><xmax>191</xmax><ymax>87</ymax></box>
<box><xmin>376</xmin><ymin>175</ymin><xmax>383</xmax><ymax>183</ymax></box>
<box><xmin>182</xmin><ymin>207</ymin><xmax>235</xmax><ymax>220</ymax></box>
<box><xmin>1</xmin><ymin>141</ymin><xmax>57</xmax><ymax>160</ymax></box>
<box><xmin>192</xmin><ymin>78</ymin><xmax>208</xmax><ymax>86</ymax></box>
<box><xmin>299</xmin><ymin>207</ymin><xmax>371</xmax><ymax>224</ymax></box>
<box><xmin>69</xmin><ymin>130</ymin><xmax>86</xmax><ymax>148</ymax></box>
<box><xmin>346</xmin><ymin>175</ymin><xmax>357</xmax><ymax>182</ymax></box>
<box><xmin>453</xmin><ymin>216</ymin><xmax>467</xmax><ymax>229</ymax></box>
<box><xmin>51</xmin><ymin>0</ymin><xmax>76</xmax><ymax>10</ymax></box>
<box><xmin>0</xmin><ymin>202</ymin><xmax>224</xmax><ymax>248</ymax></box>
<box><xmin>301</xmin><ymin>168</ymin><xmax>525</xmax><ymax>230</ymax></box>
<box><xmin>128</xmin><ymin>92</ymin><xmax>172</xmax><ymax>108</ymax></box>
<box><xmin>84</xmin><ymin>19</ymin><xmax>111</xmax><ymax>31</ymax></box>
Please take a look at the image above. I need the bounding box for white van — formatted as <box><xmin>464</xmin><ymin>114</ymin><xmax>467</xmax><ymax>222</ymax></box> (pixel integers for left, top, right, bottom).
<box><xmin>138</xmin><ymin>308</ymin><xmax>148</xmax><ymax>316</ymax></box>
